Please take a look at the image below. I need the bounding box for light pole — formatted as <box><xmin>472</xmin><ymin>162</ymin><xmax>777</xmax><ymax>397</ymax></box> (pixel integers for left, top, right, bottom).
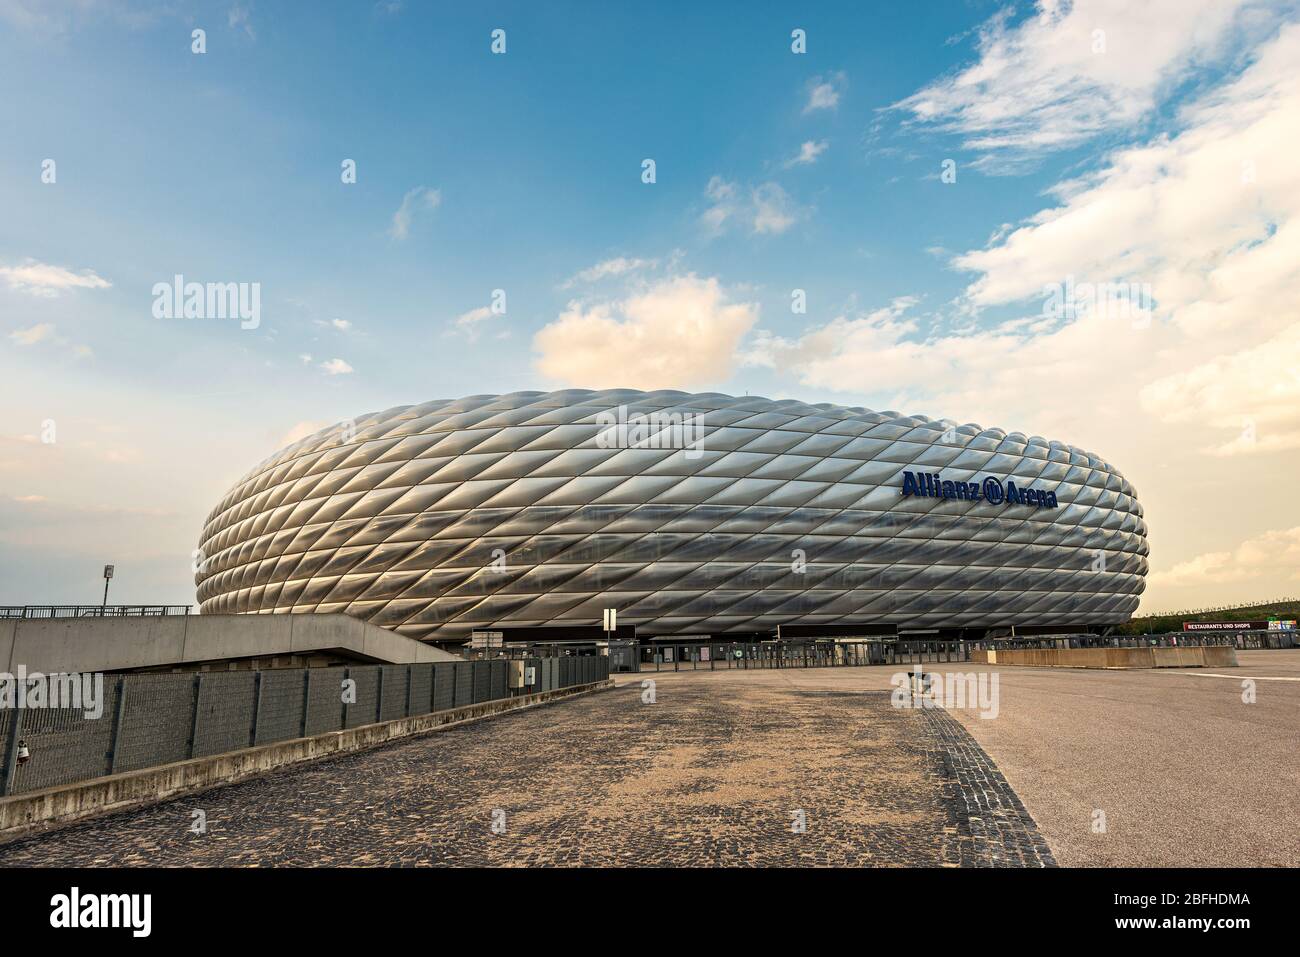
<box><xmin>101</xmin><ymin>564</ymin><xmax>114</xmax><ymax>614</ymax></box>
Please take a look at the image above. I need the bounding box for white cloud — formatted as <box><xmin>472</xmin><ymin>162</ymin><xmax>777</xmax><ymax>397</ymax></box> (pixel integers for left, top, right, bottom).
<box><xmin>892</xmin><ymin>0</ymin><xmax>1263</xmax><ymax>169</ymax></box>
<box><xmin>9</xmin><ymin>323</ymin><xmax>56</xmax><ymax>345</ymax></box>
<box><xmin>1141</xmin><ymin>324</ymin><xmax>1300</xmax><ymax>456</ymax></box>
<box><xmin>534</xmin><ymin>274</ymin><xmax>759</xmax><ymax>390</ymax></box>
<box><xmin>752</xmin><ymin>183</ymin><xmax>800</xmax><ymax>234</ymax></box>
<box><xmin>228</xmin><ymin>3</ymin><xmax>254</xmax><ymax>39</ymax></box>
<box><xmin>701</xmin><ymin>177</ymin><xmax>806</xmax><ymax>237</ymax></box>
<box><xmin>933</xmin><ymin>17</ymin><xmax>1300</xmax><ymax>452</ymax></box>
<box><xmin>946</xmin><ymin>19</ymin><xmax>1300</xmax><ymax>347</ymax></box>
<box><xmin>700</xmin><ymin>177</ymin><xmax>740</xmax><ymax>234</ymax></box>
<box><xmin>8</xmin><ymin>321</ymin><xmax>92</xmax><ymax>358</ymax></box>
<box><xmin>318</xmin><ymin>358</ymin><xmax>353</xmax><ymax>375</ymax></box>
<box><xmin>312</xmin><ymin>318</ymin><xmax>354</xmax><ymax>333</ymax></box>
<box><xmin>784</xmin><ymin>140</ymin><xmax>828</xmax><ymax>168</ymax></box>
<box><xmin>454</xmin><ymin>307</ymin><xmax>492</xmax><ymax>328</ymax></box>
<box><xmin>279</xmin><ymin>420</ymin><xmax>328</xmax><ymax>447</ymax></box>
<box><xmin>745</xmin><ymin>23</ymin><xmax>1300</xmax><ymax>612</ymax></box>
<box><xmin>562</xmin><ymin>256</ymin><xmax>655</xmax><ymax>288</ymax></box>
<box><xmin>804</xmin><ymin>73</ymin><xmax>845</xmax><ymax>113</ymax></box>
<box><xmin>1149</xmin><ymin>526</ymin><xmax>1300</xmax><ymax>588</ymax></box>
<box><xmin>389</xmin><ymin>186</ymin><xmax>441</xmax><ymax>240</ymax></box>
<box><xmin>450</xmin><ymin>305</ymin><xmax>500</xmax><ymax>342</ymax></box>
<box><xmin>0</xmin><ymin>259</ymin><xmax>111</xmax><ymax>297</ymax></box>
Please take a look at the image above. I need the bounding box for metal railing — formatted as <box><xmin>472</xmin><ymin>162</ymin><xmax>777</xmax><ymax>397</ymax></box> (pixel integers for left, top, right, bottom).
<box><xmin>971</xmin><ymin>632</ymin><xmax>1288</xmax><ymax>650</ymax></box>
<box><xmin>0</xmin><ymin>605</ymin><xmax>193</xmax><ymax>620</ymax></box>
<box><xmin>0</xmin><ymin>655</ymin><xmax>610</xmax><ymax>797</ymax></box>
<box><xmin>614</xmin><ymin>629</ymin><xmax>1288</xmax><ymax>673</ymax></box>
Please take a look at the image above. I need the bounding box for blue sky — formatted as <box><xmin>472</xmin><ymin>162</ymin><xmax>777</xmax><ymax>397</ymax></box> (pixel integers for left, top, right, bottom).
<box><xmin>0</xmin><ymin>0</ymin><xmax>1061</xmax><ymax>398</ymax></box>
<box><xmin>3</xmin><ymin>0</ymin><xmax>1300</xmax><ymax>612</ymax></box>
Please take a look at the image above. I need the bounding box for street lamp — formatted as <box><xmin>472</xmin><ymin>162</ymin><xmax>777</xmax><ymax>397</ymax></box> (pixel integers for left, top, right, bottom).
<box><xmin>101</xmin><ymin>564</ymin><xmax>114</xmax><ymax>613</ymax></box>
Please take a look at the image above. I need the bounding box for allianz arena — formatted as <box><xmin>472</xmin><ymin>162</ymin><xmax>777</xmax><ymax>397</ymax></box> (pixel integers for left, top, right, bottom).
<box><xmin>195</xmin><ymin>390</ymin><xmax>1149</xmax><ymax>645</ymax></box>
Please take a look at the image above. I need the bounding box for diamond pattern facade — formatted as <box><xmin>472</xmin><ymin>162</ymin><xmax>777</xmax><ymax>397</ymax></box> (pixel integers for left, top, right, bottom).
<box><xmin>196</xmin><ymin>390</ymin><xmax>1148</xmax><ymax>643</ymax></box>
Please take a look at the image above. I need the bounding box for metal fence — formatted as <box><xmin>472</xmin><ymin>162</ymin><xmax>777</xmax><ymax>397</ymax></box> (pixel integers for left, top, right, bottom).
<box><xmin>632</xmin><ymin>630</ymin><xmax>1271</xmax><ymax>672</ymax></box>
<box><xmin>0</xmin><ymin>605</ymin><xmax>193</xmax><ymax>619</ymax></box>
<box><xmin>0</xmin><ymin>656</ymin><xmax>609</xmax><ymax>797</ymax></box>
<box><xmin>640</xmin><ymin>638</ymin><xmax>973</xmax><ymax>672</ymax></box>
<box><xmin>971</xmin><ymin>633</ymin><xmax>1250</xmax><ymax>650</ymax></box>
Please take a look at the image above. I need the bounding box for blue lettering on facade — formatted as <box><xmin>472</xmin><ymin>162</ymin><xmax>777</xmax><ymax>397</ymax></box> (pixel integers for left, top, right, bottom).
<box><xmin>899</xmin><ymin>471</ymin><xmax>1059</xmax><ymax>510</ymax></box>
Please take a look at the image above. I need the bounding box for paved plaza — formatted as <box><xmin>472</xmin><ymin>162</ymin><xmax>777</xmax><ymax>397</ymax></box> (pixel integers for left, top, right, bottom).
<box><xmin>3</xmin><ymin>667</ymin><xmax>1050</xmax><ymax>867</ymax></box>
<box><xmin>629</xmin><ymin>649</ymin><xmax>1300</xmax><ymax>866</ymax></box>
<box><xmin>946</xmin><ymin>649</ymin><xmax>1300</xmax><ymax>867</ymax></box>
<box><xmin>5</xmin><ymin>650</ymin><xmax>1294</xmax><ymax>867</ymax></box>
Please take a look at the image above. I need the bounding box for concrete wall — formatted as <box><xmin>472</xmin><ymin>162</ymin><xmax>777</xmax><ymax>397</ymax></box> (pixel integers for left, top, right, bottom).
<box><xmin>4</xmin><ymin>613</ymin><xmax>460</xmax><ymax>674</ymax></box>
<box><xmin>972</xmin><ymin>646</ymin><xmax>1238</xmax><ymax>669</ymax></box>
<box><xmin>1197</xmin><ymin>646</ymin><xmax>1239</xmax><ymax>668</ymax></box>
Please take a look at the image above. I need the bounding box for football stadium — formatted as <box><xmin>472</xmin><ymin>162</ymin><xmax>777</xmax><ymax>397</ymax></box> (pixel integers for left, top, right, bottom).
<box><xmin>193</xmin><ymin>390</ymin><xmax>1149</xmax><ymax>648</ymax></box>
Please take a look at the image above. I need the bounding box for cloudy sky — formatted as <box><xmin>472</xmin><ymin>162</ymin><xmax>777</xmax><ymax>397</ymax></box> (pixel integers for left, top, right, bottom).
<box><xmin>2</xmin><ymin>0</ymin><xmax>1298</xmax><ymax>614</ymax></box>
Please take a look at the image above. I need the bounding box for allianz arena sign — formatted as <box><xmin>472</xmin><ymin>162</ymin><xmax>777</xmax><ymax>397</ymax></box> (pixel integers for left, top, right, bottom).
<box><xmin>899</xmin><ymin>471</ymin><xmax>1060</xmax><ymax>509</ymax></box>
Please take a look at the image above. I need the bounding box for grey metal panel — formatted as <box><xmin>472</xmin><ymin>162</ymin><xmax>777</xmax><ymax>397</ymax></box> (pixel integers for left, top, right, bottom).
<box><xmin>192</xmin><ymin>673</ymin><xmax>258</xmax><ymax>758</ymax></box>
<box><xmin>409</xmin><ymin>663</ymin><xmax>433</xmax><ymax>716</ymax></box>
<box><xmin>379</xmin><ymin>665</ymin><xmax>408</xmax><ymax>721</ymax></box>
<box><xmin>453</xmin><ymin>662</ymin><xmax>472</xmax><ymax>707</ymax></box>
<box><xmin>433</xmin><ymin>662</ymin><xmax>455</xmax><ymax>711</ymax></box>
<box><xmin>251</xmin><ymin>670</ymin><xmax>307</xmax><ymax>746</ymax></box>
<box><xmin>471</xmin><ymin>661</ymin><xmax>491</xmax><ymax>703</ymax></box>
<box><xmin>7</xmin><ymin>682</ymin><xmax>122</xmax><ymax>794</ymax></box>
<box><xmin>345</xmin><ymin>667</ymin><xmax>379</xmax><ymax>729</ymax></box>
<box><xmin>490</xmin><ymin>660</ymin><xmax>508</xmax><ymax>700</ymax></box>
<box><xmin>305</xmin><ymin>666</ymin><xmax>348</xmax><ymax>736</ymax></box>
<box><xmin>113</xmin><ymin>673</ymin><xmax>195</xmax><ymax>772</ymax></box>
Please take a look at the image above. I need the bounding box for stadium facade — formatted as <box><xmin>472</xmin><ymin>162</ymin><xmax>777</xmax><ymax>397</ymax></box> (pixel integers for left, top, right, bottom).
<box><xmin>195</xmin><ymin>390</ymin><xmax>1149</xmax><ymax>646</ymax></box>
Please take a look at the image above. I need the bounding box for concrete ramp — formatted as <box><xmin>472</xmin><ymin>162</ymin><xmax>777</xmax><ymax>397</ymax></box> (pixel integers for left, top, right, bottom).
<box><xmin>0</xmin><ymin>613</ymin><xmax>461</xmax><ymax>674</ymax></box>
